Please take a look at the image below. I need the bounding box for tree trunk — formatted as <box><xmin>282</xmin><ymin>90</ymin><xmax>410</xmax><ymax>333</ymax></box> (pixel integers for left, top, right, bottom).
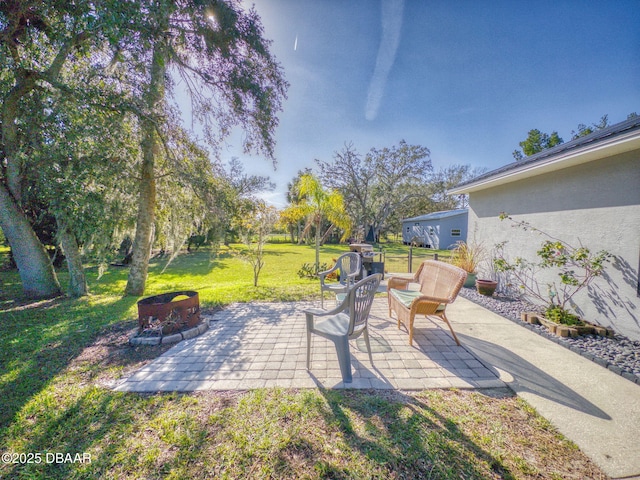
<box><xmin>56</xmin><ymin>216</ymin><xmax>88</xmax><ymax>297</ymax></box>
<box><xmin>125</xmin><ymin>42</ymin><xmax>166</xmax><ymax>296</ymax></box>
<box><xmin>0</xmin><ymin>183</ymin><xmax>61</xmax><ymax>298</ymax></box>
<box><xmin>297</xmin><ymin>222</ymin><xmax>304</xmax><ymax>245</ymax></box>
<box><xmin>253</xmin><ymin>258</ymin><xmax>263</xmax><ymax>287</ymax></box>
<box><xmin>320</xmin><ymin>224</ymin><xmax>335</xmax><ymax>245</ymax></box>
<box><xmin>124</xmin><ymin>141</ymin><xmax>157</xmax><ymax>296</ymax></box>
<box><xmin>1</xmin><ymin>76</ymin><xmax>61</xmax><ymax>298</ymax></box>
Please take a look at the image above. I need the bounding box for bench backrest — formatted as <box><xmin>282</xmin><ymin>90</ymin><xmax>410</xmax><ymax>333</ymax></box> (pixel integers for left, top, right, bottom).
<box><xmin>415</xmin><ymin>260</ymin><xmax>468</xmax><ymax>304</ymax></box>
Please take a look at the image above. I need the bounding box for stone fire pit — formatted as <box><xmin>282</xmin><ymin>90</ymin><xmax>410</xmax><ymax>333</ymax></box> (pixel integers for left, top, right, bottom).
<box><xmin>131</xmin><ymin>290</ymin><xmax>205</xmax><ymax>345</ymax></box>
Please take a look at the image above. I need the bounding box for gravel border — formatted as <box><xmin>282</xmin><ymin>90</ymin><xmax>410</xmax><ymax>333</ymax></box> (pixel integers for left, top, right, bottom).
<box><xmin>458</xmin><ymin>287</ymin><xmax>640</xmax><ymax>386</ymax></box>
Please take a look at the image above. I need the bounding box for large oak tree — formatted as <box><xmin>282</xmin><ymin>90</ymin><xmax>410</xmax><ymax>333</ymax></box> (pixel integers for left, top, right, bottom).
<box><xmin>317</xmin><ymin>140</ymin><xmax>432</xmax><ymax>240</ymax></box>
<box><xmin>0</xmin><ymin>0</ymin><xmax>287</xmax><ymax>298</ymax></box>
<box><xmin>0</xmin><ymin>0</ymin><xmax>124</xmax><ymax>298</ymax></box>
<box><xmin>123</xmin><ymin>0</ymin><xmax>288</xmax><ymax>295</ymax></box>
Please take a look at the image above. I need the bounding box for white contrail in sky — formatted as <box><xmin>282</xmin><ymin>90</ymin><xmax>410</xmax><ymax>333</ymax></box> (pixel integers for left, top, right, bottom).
<box><xmin>365</xmin><ymin>0</ymin><xmax>404</xmax><ymax>121</ymax></box>
<box><xmin>294</xmin><ymin>34</ymin><xmax>298</xmax><ymax>51</ymax></box>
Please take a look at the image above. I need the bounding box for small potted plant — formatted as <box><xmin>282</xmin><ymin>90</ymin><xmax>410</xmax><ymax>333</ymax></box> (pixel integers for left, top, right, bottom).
<box><xmin>474</xmin><ymin>244</ymin><xmax>500</xmax><ymax>296</ymax></box>
<box><xmin>450</xmin><ymin>240</ymin><xmax>485</xmax><ymax>288</ymax></box>
<box><xmin>475</xmin><ymin>278</ymin><xmax>498</xmax><ymax>296</ymax></box>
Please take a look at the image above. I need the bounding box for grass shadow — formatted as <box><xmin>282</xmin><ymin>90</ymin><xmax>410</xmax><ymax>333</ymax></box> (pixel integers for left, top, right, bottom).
<box><xmin>1</xmin><ymin>388</ymin><xmax>206</xmax><ymax>479</ymax></box>
<box><xmin>0</xmin><ymin>294</ymin><xmax>139</xmax><ymax>430</ymax></box>
<box><xmin>0</xmin><ymin>384</ymin><xmax>607</xmax><ymax>478</ymax></box>
<box><xmin>315</xmin><ymin>388</ymin><xmax>516</xmax><ymax>479</ymax></box>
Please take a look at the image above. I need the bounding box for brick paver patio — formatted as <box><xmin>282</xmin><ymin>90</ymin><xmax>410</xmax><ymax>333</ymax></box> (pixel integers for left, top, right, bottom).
<box><xmin>115</xmin><ymin>298</ymin><xmax>505</xmax><ymax>392</ymax></box>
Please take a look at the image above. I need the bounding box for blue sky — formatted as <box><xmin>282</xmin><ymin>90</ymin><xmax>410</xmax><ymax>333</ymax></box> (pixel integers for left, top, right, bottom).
<box><xmin>213</xmin><ymin>0</ymin><xmax>640</xmax><ymax>206</ymax></box>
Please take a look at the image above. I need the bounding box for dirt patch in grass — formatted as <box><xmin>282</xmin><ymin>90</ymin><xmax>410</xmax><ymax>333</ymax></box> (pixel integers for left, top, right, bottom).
<box><xmin>69</xmin><ymin>320</ymin><xmax>174</xmax><ymax>387</ymax></box>
<box><xmin>69</xmin><ymin>306</ymin><xmax>223</xmax><ymax>387</ymax></box>
<box><xmin>0</xmin><ymin>295</ymin><xmax>67</xmax><ymax>313</ymax></box>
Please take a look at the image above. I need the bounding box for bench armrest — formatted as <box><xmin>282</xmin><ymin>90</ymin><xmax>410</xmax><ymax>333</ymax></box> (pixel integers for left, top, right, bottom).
<box><xmin>387</xmin><ymin>276</ymin><xmax>412</xmax><ymax>291</ymax></box>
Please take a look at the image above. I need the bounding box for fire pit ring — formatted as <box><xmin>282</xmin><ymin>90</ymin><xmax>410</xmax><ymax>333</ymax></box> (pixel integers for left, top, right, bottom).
<box><xmin>137</xmin><ymin>290</ymin><xmax>200</xmax><ymax>335</ymax></box>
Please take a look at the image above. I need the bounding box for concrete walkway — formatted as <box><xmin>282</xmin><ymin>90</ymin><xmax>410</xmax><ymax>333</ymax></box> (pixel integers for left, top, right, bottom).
<box><xmin>116</xmin><ymin>295</ymin><xmax>640</xmax><ymax>479</ymax></box>
<box><xmin>449</xmin><ymin>297</ymin><xmax>640</xmax><ymax>480</ymax></box>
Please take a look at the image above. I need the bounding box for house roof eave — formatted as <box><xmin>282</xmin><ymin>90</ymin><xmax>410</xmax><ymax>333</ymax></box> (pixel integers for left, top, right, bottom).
<box><xmin>448</xmin><ymin>123</ymin><xmax>640</xmax><ymax>195</ymax></box>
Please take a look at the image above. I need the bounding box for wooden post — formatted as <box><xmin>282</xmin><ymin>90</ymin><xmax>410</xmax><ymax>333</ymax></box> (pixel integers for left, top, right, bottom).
<box><xmin>408</xmin><ymin>246</ymin><xmax>413</xmax><ymax>273</ymax></box>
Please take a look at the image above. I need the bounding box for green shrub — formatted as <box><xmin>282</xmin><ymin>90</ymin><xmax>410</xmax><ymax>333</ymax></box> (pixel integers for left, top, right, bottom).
<box><xmin>545</xmin><ymin>306</ymin><xmax>584</xmax><ymax>326</ymax></box>
<box><xmin>494</xmin><ymin>213</ymin><xmax>611</xmax><ymax>323</ymax></box>
<box><xmin>297</xmin><ymin>262</ymin><xmax>329</xmax><ymax>279</ymax></box>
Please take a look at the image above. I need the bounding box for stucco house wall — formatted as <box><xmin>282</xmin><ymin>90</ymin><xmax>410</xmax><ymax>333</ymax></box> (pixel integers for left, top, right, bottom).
<box><xmin>450</xmin><ymin>119</ymin><xmax>640</xmax><ymax>341</ymax></box>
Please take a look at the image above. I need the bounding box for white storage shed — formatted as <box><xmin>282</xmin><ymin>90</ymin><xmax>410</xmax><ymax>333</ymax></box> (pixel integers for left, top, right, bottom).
<box><xmin>401</xmin><ymin>208</ymin><xmax>468</xmax><ymax>249</ymax></box>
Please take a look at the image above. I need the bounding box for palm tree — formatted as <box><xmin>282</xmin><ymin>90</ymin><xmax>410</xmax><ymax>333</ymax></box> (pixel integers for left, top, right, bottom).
<box><xmin>296</xmin><ymin>174</ymin><xmax>351</xmax><ymax>273</ymax></box>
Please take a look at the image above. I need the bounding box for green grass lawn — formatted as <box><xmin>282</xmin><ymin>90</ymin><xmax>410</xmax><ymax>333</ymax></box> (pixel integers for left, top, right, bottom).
<box><xmin>378</xmin><ymin>242</ymin><xmax>452</xmax><ymax>273</ymax></box>
<box><xmin>0</xmin><ymin>243</ymin><xmax>607</xmax><ymax>479</ymax></box>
